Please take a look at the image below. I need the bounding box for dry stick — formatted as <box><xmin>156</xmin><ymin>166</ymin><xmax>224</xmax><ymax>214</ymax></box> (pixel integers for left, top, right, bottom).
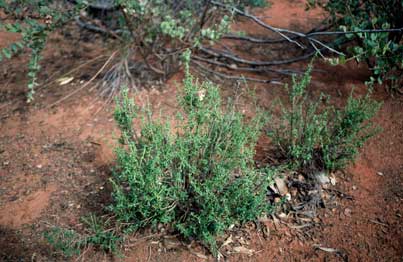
<box><xmin>221</xmin><ymin>23</ymin><xmax>333</xmax><ymax>44</ymax></box>
<box><xmin>223</xmin><ymin>33</ymin><xmax>300</xmax><ymax>44</ymax></box>
<box><xmin>224</xmin><ymin>28</ymin><xmax>403</xmax><ymax>44</ymax></box>
<box><xmin>199</xmin><ymin>46</ymin><xmax>317</xmax><ymax>66</ymax></box>
<box><xmin>47</xmin><ymin>51</ymin><xmax>117</xmax><ymax>108</ymax></box>
<box><xmin>192</xmin><ymin>55</ymin><xmax>298</xmax><ymax>75</ymax></box>
<box><xmin>307</xmin><ymin>27</ymin><xmax>403</xmax><ymax>36</ymax></box>
<box><xmin>308</xmin><ymin>37</ymin><xmax>344</xmax><ymax>56</ymax></box>
<box><xmin>192</xmin><ymin>60</ymin><xmax>282</xmax><ymax>84</ymax></box>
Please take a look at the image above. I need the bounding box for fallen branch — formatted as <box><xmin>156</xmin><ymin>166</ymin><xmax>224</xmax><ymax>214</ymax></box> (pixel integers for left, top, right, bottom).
<box><xmin>192</xmin><ymin>61</ymin><xmax>282</xmax><ymax>84</ymax></box>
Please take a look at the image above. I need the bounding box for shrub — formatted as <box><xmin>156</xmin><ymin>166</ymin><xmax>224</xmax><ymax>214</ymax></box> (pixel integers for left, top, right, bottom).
<box><xmin>268</xmin><ymin>65</ymin><xmax>381</xmax><ymax>172</ymax></box>
<box><xmin>45</xmin><ymin>214</ymin><xmax>121</xmax><ymax>257</ymax></box>
<box><xmin>111</xmin><ymin>56</ymin><xmax>270</xmax><ymax>253</ymax></box>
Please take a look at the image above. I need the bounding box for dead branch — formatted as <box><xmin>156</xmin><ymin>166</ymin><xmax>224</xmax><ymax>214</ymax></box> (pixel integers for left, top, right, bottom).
<box><xmin>192</xmin><ymin>61</ymin><xmax>282</xmax><ymax>84</ymax></box>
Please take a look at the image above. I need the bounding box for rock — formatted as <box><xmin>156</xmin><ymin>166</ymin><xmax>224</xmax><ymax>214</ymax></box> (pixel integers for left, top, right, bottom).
<box><xmin>344</xmin><ymin>208</ymin><xmax>352</xmax><ymax>217</ymax></box>
<box><xmin>329</xmin><ymin>175</ymin><xmax>337</xmax><ymax>185</ymax></box>
<box><xmin>269</xmin><ymin>185</ymin><xmax>279</xmax><ymax>194</ymax></box>
<box><xmin>285</xmin><ymin>193</ymin><xmax>291</xmax><ymax>201</ymax></box>
<box><xmin>315</xmin><ymin>171</ymin><xmax>330</xmax><ymax>185</ymax></box>
<box><xmin>377</xmin><ymin>172</ymin><xmax>384</xmax><ymax>176</ymax></box>
<box><xmin>277</xmin><ymin>213</ymin><xmax>287</xmax><ymax>220</ymax></box>
<box><xmin>274</xmin><ymin>177</ymin><xmax>289</xmax><ymax>196</ymax></box>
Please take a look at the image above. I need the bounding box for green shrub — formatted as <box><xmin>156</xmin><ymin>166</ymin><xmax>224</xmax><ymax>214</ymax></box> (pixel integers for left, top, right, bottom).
<box><xmin>45</xmin><ymin>228</ymin><xmax>83</xmax><ymax>258</ymax></box>
<box><xmin>111</xmin><ymin>59</ymin><xmax>270</xmax><ymax>253</ymax></box>
<box><xmin>268</xmin><ymin>65</ymin><xmax>381</xmax><ymax>172</ymax></box>
<box><xmin>45</xmin><ymin>214</ymin><xmax>121</xmax><ymax>257</ymax></box>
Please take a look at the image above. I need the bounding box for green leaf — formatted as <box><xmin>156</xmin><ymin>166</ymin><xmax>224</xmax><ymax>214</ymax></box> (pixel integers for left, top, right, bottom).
<box><xmin>10</xmin><ymin>43</ymin><xmax>19</xmax><ymax>53</ymax></box>
<box><xmin>2</xmin><ymin>48</ymin><xmax>12</xmax><ymax>59</ymax></box>
<box><xmin>339</xmin><ymin>55</ymin><xmax>346</xmax><ymax>65</ymax></box>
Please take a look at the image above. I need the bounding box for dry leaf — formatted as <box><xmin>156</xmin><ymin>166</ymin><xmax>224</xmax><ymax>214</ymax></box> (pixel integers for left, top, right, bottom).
<box><xmin>221</xmin><ymin>235</ymin><xmax>233</xmax><ymax>247</ymax></box>
<box><xmin>233</xmin><ymin>246</ymin><xmax>254</xmax><ymax>256</ymax></box>
<box><xmin>57</xmin><ymin>76</ymin><xmax>74</xmax><ymax>86</ymax></box>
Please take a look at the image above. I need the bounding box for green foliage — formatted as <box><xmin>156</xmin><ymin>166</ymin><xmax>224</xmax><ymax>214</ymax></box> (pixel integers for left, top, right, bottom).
<box><xmin>111</xmin><ymin>63</ymin><xmax>271</xmax><ymax>253</ymax></box>
<box><xmin>45</xmin><ymin>214</ymin><xmax>122</xmax><ymax>257</ymax></box>
<box><xmin>307</xmin><ymin>0</ymin><xmax>403</xmax><ymax>89</ymax></box>
<box><xmin>268</xmin><ymin>65</ymin><xmax>381</xmax><ymax>172</ymax></box>
<box><xmin>44</xmin><ymin>228</ymin><xmax>82</xmax><ymax>258</ymax></box>
<box><xmin>81</xmin><ymin>214</ymin><xmax>121</xmax><ymax>254</ymax></box>
<box><xmin>321</xmin><ymin>90</ymin><xmax>382</xmax><ymax>170</ymax></box>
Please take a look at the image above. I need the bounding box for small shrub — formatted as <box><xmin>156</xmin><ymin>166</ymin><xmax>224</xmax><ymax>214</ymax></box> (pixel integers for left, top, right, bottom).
<box><xmin>45</xmin><ymin>214</ymin><xmax>122</xmax><ymax>257</ymax></box>
<box><xmin>45</xmin><ymin>228</ymin><xmax>83</xmax><ymax>258</ymax></box>
<box><xmin>268</xmin><ymin>65</ymin><xmax>381</xmax><ymax>172</ymax></box>
<box><xmin>111</xmin><ymin>59</ymin><xmax>271</xmax><ymax>253</ymax></box>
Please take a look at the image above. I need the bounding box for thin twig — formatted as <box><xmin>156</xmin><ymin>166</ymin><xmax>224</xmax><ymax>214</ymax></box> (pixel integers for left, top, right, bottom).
<box><xmin>192</xmin><ymin>60</ymin><xmax>282</xmax><ymax>84</ymax></box>
<box><xmin>47</xmin><ymin>51</ymin><xmax>118</xmax><ymax>108</ymax></box>
<box><xmin>192</xmin><ymin>55</ymin><xmax>298</xmax><ymax>75</ymax></box>
<box><xmin>200</xmin><ymin>46</ymin><xmax>317</xmax><ymax>66</ymax></box>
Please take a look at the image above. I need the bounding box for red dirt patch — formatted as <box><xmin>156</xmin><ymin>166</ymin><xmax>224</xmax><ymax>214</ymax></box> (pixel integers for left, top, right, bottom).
<box><xmin>0</xmin><ymin>184</ymin><xmax>57</xmax><ymax>228</ymax></box>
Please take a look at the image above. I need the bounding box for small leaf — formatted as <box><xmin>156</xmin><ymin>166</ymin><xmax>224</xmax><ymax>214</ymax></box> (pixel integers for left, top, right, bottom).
<box><xmin>10</xmin><ymin>43</ymin><xmax>19</xmax><ymax>53</ymax></box>
<box><xmin>56</xmin><ymin>76</ymin><xmax>74</xmax><ymax>86</ymax></box>
<box><xmin>2</xmin><ymin>48</ymin><xmax>12</xmax><ymax>59</ymax></box>
<box><xmin>16</xmin><ymin>42</ymin><xmax>24</xmax><ymax>49</ymax></box>
<box><xmin>339</xmin><ymin>55</ymin><xmax>346</xmax><ymax>65</ymax></box>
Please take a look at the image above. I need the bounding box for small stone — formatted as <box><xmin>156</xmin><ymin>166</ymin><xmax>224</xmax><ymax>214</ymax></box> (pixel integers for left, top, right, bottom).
<box><xmin>99</xmin><ymin>186</ymin><xmax>104</xmax><ymax>190</ymax></box>
<box><xmin>344</xmin><ymin>208</ymin><xmax>352</xmax><ymax>217</ymax></box>
<box><xmin>278</xmin><ymin>213</ymin><xmax>287</xmax><ymax>220</ymax></box>
<box><xmin>3</xmin><ymin>161</ymin><xmax>9</xmax><ymax>166</ymax></box>
<box><xmin>329</xmin><ymin>175</ymin><xmax>337</xmax><ymax>185</ymax></box>
<box><xmin>352</xmin><ymin>185</ymin><xmax>357</xmax><ymax>190</ymax></box>
<box><xmin>274</xmin><ymin>177</ymin><xmax>289</xmax><ymax>196</ymax></box>
<box><xmin>315</xmin><ymin>171</ymin><xmax>330</xmax><ymax>185</ymax></box>
<box><xmin>285</xmin><ymin>193</ymin><xmax>291</xmax><ymax>201</ymax></box>
<box><xmin>36</xmin><ymin>164</ymin><xmax>42</xmax><ymax>169</ymax></box>
<box><xmin>377</xmin><ymin>172</ymin><xmax>384</xmax><ymax>176</ymax></box>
